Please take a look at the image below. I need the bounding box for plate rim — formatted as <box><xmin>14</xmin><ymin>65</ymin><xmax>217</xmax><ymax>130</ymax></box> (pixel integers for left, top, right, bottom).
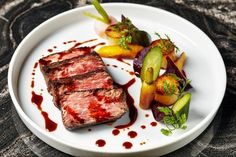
<box><xmin>8</xmin><ymin>2</ymin><xmax>227</xmax><ymax>155</ymax></box>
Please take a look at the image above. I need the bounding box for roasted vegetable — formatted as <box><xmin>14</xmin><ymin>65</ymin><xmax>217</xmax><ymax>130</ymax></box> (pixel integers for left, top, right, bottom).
<box><xmin>84</xmin><ymin>0</ymin><xmax>117</xmax><ymax>38</ymax></box>
<box><xmin>151</xmin><ymin>102</ymin><xmax>165</xmax><ymax>122</ymax></box>
<box><xmin>155</xmin><ymin>74</ymin><xmax>180</xmax><ymax>105</ymax></box>
<box><xmin>172</xmin><ymin>92</ymin><xmax>191</xmax><ymax>119</ymax></box>
<box><xmin>175</xmin><ymin>52</ymin><xmax>186</xmax><ymax>71</ymax></box>
<box><xmin>97</xmin><ymin>44</ymin><xmax>143</xmax><ymax>58</ymax></box>
<box><xmin>84</xmin><ymin>0</ymin><xmax>110</xmax><ymax>24</ymax></box>
<box><xmin>139</xmin><ymin>47</ymin><xmax>162</xmax><ymax>109</ymax></box>
<box><xmin>165</xmin><ymin>56</ymin><xmax>192</xmax><ymax>90</ymax></box>
<box><xmin>140</xmin><ymin>81</ymin><xmax>156</xmax><ymax>109</ymax></box>
<box><xmin>151</xmin><ymin>39</ymin><xmax>176</xmax><ymax>69</ymax></box>
<box><xmin>140</xmin><ymin>47</ymin><xmax>163</xmax><ymax>82</ymax></box>
<box><xmin>133</xmin><ymin>47</ymin><xmax>151</xmax><ymax>75</ymax></box>
<box><xmin>94</xmin><ymin>16</ymin><xmax>117</xmax><ymax>38</ymax></box>
<box><xmin>105</xmin><ymin>15</ymin><xmax>150</xmax><ymax>48</ymax></box>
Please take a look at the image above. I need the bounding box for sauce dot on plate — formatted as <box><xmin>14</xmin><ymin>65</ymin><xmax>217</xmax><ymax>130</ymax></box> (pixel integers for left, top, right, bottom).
<box><xmin>112</xmin><ymin>129</ymin><xmax>120</xmax><ymax>136</ymax></box>
<box><xmin>150</xmin><ymin>121</ymin><xmax>157</xmax><ymax>127</ymax></box>
<box><xmin>96</xmin><ymin>139</ymin><xmax>106</xmax><ymax>147</ymax></box>
<box><xmin>128</xmin><ymin>131</ymin><xmax>137</xmax><ymax>138</ymax></box>
<box><xmin>141</xmin><ymin>125</ymin><xmax>146</xmax><ymax>129</ymax></box>
<box><xmin>47</xmin><ymin>49</ymin><xmax>53</xmax><ymax>53</ymax></box>
<box><xmin>123</xmin><ymin>141</ymin><xmax>133</xmax><ymax>149</ymax></box>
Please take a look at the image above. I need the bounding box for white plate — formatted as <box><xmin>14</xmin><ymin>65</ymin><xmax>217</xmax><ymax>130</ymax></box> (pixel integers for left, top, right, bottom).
<box><xmin>8</xmin><ymin>3</ymin><xmax>226</xmax><ymax>156</ymax></box>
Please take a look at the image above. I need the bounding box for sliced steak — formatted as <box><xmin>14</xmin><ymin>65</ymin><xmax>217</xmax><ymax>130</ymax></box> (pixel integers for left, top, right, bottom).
<box><xmin>39</xmin><ymin>47</ymin><xmax>91</xmax><ymax>67</ymax></box>
<box><xmin>60</xmin><ymin>88</ymin><xmax>127</xmax><ymax>130</ymax></box>
<box><xmin>46</xmin><ymin>52</ymin><xmax>105</xmax><ymax>81</ymax></box>
<box><xmin>41</xmin><ymin>52</ymin><xmax>106</xmax><ymax>93</ymax></box>
<box><xmin>51</xmin><ymin>70</ymin><xmax>113</xmax><ymax>107</ymax></box>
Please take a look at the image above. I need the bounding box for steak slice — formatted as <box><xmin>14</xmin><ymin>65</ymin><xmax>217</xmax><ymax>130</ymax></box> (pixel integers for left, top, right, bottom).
<box><xmin>39</xmin><ymin>47</ymin><xmax>91</xmax><ymax>67</ymax></box>
<box><xmin>41</xmin><ymin>52</ymin><xmax>106</xmax><ymax>93</ymax></box>
<box><xmin>45</xmin><ymin>52</ymin><xmax>105</xmax><ymax>81</ymax></box>
<box><xmin>60</xmin><ymin>88</ymin><xmax>127</xmax><ymax>130</ymax></box>
<box><xmin>51</xmin><ymin>70</ymin><xmax>113</xmax><ymax>108</ymax></box>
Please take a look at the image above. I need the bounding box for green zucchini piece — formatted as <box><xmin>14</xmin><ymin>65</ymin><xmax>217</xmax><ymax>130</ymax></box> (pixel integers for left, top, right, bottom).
<box><xmin>172</xmin><ymin>93</ymin><xmax>191</xmax><ymax>118</ymax></box>
<box><xmin>140</xmin><ymin>47</ymin><xmax>163</xmax><ymax>82</ymax></box>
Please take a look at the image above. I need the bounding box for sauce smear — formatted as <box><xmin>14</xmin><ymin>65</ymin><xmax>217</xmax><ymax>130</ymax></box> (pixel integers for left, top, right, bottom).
<box><xmin>31</xmin><ymin>80</ymin><xmax>35</xmax><ymax>88</ymax></box>
<box><xmin>31</xmin><ymin>91</ymin><xmax>43</xmax><ymax>110</ymax></box>
<box><xmin>123</xmin><ymin>142</ymin><xmax>133</xmax><ymax>149</ymax></box>
<box><xmin>115</xmin><ymin>78</ymin><xmax>137</xmax><ymax>129</ymax></box>
<box><xmin>96</xmin><ymin>139</ymin><xmax>106</xmax><ymax>147</ymax></box>
<box><xmin>90</xmin><ymin>42</ymin><xmax>105</xmax><ymax>49</ymax></box>
<box><xmin>31</xmin><ymin>91</ymin><xmax>57</xmax><ymax>132</ymax></box>
<box><xmin>41</xmin><ymin>111</ymin><xmax>58</xmax><ymax>132</ymax></box>
<box><xmin>116</xmin><ymin>58</ymin><xmax>131</xmax><ymax>66</ymax></box>
<box><xmin>33</xmin><ymin>62</ymin><xmax>38</xmax><ymax>68</ymax></box>
<box><xmin>69</xmin><ymin>39</ymin><xmax>97</xmax><ymax>50</ymax></box>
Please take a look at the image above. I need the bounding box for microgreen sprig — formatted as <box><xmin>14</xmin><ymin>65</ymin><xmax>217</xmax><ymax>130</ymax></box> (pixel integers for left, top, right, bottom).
<box><xmin>158</xmin><ymin>106</ymin><xmax>187</xmax><ymax>136</ymax></box>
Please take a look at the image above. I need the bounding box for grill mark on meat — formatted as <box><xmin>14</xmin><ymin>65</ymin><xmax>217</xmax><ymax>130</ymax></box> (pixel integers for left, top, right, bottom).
<box><xmin>51</xmin><ymin>70</ymin><xmax>113</xmax><ymax>108</ymax></box>
<box><xmin>45</xmin><ymin>53</ymin><xmax>105</xmax><ymax>81</ymax></box>
<box><xmin>56</xmin><ymin>70</ymin><xmax>113</xmax><ymax>95</ymax></box>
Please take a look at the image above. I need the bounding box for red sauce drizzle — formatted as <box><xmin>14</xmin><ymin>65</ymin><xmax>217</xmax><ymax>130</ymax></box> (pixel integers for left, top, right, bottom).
<box><xmin>96</xmin><ymin>139</ymin><xmax>106</xmax><ymax>147</ymax></box>
<box><xmin>150</xmin><ymin>121</ymin><xmax>157</xmax><ymax>127</ymax></box>
<box><xmin>141</xmin><ymin>125</ymin><xmax>146</xmax><ymax>129</ymax></box>
<box><xmin>39</xmin><ymin>59</ymin><xmax>51</xmax><ymax>66</ymax></box>
<box><xmin>41</xmin><ymin>111</ymin><xmax>57</xmax><ymax>132</ymax></box>
<box><xmin>69</xmin><ymin>39</ymin><xmax>97</xmax><ymax>50</ymax></box>
<box><xmin>31</xmin><ymin>91</ymin><xmax>43</xmax><ymax>110</ymax></box>
<box><xmin>128</xmin><ymin>131</ymin><xmax>137</xmax><ymax>138</ymax></box>
<box><xmin>128</xmin><ymin>71</ymin><xmax>135</xmax><ymax>76</ymax></box>
<box><xmin>123</xmin><ymin>142</ymin><xmax>133</xmax><ymax>149</ymax></box>
<box><xmin>91</xmin><ymin>42</ymin><xmax>106</xmax><ymax>49</ymax></box>
<box><xmin>115</xmin><ymin>78</ymin><xmax>137</xmax><ymax>129</ymax></box>
<box><xmin>33</xmin><ymin>62</ymin><xmax>38</xmax><ymax>68</ymax></box>
<box><xmin>47</xmin><ymin>49</ymin><xmax>53</xmax><ymax>53</ymax></box>
<box><xmin>112</xmin><ymin>65</ymin><xmax>118</xmax><ymax>68</ymax></box>
<box><xmin>116</xmin><ymin>58</ymin><xmax>131</xmax><ymax>66</ymax></box>
<box><xmin>112</xmin><ymin>129</ymin><xmax>120</xmax><ymax>136</ymax></box>
<box><xmin>31</xmin><ymin>91</ymin><xmax>57</xmax><ymax>132</ymax></box>
<box><xmin>31</xmin><ymin>80</ymin><xmax>34</xmax><ymax>88</ymax></box>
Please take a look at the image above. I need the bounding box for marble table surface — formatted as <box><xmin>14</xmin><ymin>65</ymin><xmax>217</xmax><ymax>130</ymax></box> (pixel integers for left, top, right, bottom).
<box><xmin>1</xmin><ymin>0</ymin><xmax>236</xmax><ymax>156</ymax></box>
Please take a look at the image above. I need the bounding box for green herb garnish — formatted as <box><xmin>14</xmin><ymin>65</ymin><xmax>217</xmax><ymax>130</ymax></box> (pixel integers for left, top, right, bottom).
<box><xmin>163</xmin><ymin>80</ymin><xmax>177</xmax><ymax>96</ymax></box>
<box><xmin>166</xmin><ymin>73</ymin><xmax>191</xmax><ymax>95</ymax></box>
<box><xmin>118</xmin><ymin>35</ymin><xmax>132</xmax><ymax>49</ymax></box>
<box><xmin>154</xmin><ymin>32</ymin><xmax>179</xmax><ymax>53</ymax></box>
<box><xmin>158</xmin><ymin>106</ymin><xmax>187</xmax><ymax>136</ymax></box>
